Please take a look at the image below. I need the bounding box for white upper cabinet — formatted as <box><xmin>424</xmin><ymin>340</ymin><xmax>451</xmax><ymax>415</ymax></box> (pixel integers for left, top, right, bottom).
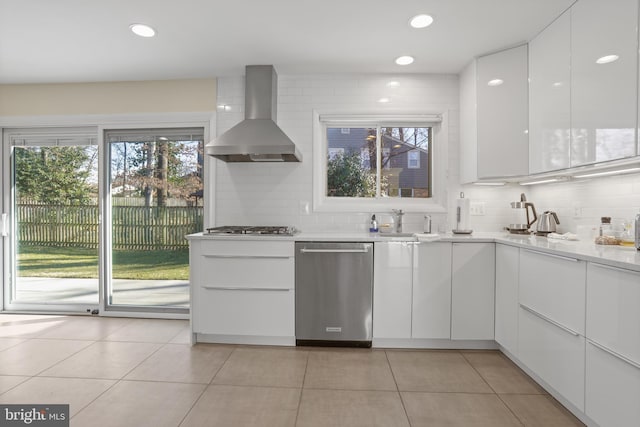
<box><xmin>529</xmin><ymin>11</ymin><xmax>571</xmax><ymax>174</ymax></box>
<box><xmin>476</xmin><ymin>45</ymin><xmax>529</xmax><ymax>179</ymax></box>
<box><xmin>460</xmin><ymin>45</ymin><xmax>529</xmax><ymax>183</ymax></box>
<box><xmin>570</xmin><ymin>0</ymin><xmax>638</xmax><ymax>167</ymax></box>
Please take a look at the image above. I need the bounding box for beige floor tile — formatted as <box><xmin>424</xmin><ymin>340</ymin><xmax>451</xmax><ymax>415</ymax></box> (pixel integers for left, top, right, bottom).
<box><xmin>387</xmin><ymin>350</ymin><xmax>493</xmax><ymax>393</ymax></box>
<box><xmin>168</xmin><ymin>327</ymin><xmax>192</xmax><ymax>344</ymax></box>
<box><xmin>36</xmin><ymin>316</ymin><xmax>132</xmax><ymax>340</ymax></box>
<box><xmin>0</xmin><ymin>339</ymin><xmax>92</xmax><ymax>376</ymax></box>
<box><xmin>72</xmin><ymin>380</ymin><xmax>205</xmax><ymax>427</ymax></box>
<box><xmin>0</xmin><ymin>376</ymin><xmax>30</xmax><ymax>394</ymax></box>
<box><xmin>0</xmin><ymin>338</ymin><xmax>26</xmax><ymax>352</ymax></box>
<box><xmin>402</xmin><ymin>392</ymin><xmax>522</xmax><ymax>427</ymax></box>
<box><xmin>103</xmin><ymin>318</ymin><xmax>188</xmax><ymax>343</ymax></box>
<box><xmin>0</xmin><ymin>314</ymin><xmax>71</xmax><ymax>338</ymax></box>
<box><xmin>462</xmin><ymin>351</ymin><xmax>546</xmax><ymax>394</ymax></box>
<box><xmin>212</xmin><ymin>347</ymin><xmax>308</xmax><ymax>388</ymax></box>
<box><xmin>180</xmin><ymin>385</ymin><xmax>299</xmax><ymax>427</ymax></box>
<box><xmin>297</xmin><ymin>389</ymin><xmax>410</xmax><ymax>427</ymax></box>
<box><xmin>40</xmin><ymin>341</ymin><xmax>161</xmax><ymax>379</ymax></box>
<box><xmin>0</xmin><ymin>377</ymin><xmax>115</xmax><ymax>416</ymax></box>
<box><xmin>500</xmin><ymin>394</ymin><xmax>585</xmax><ymax>426</ymax></box>
<box><xmin>125</xmin><ymin>343</ymin><xmax>233</xmax><ymax>383</ymax></box>
<box><xmin>304</xmin><ymin>350</ymin><xmax>397</xmax><ymax>391</ymax></box>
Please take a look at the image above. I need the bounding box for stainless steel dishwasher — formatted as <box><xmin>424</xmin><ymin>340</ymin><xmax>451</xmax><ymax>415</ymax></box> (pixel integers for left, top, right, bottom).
<box><xmin>295</xmin><ymin>241</ymin><xmax>374</xmax><ymax>347</ymax></box>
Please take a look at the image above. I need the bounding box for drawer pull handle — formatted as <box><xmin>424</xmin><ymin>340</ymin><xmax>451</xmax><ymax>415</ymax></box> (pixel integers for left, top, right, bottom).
<box><xmin>522</xmin><ymin>249</ymin><xmax>579</xmax><ymax>262</ymax></box>
<box><xmin>588</xmin><ymin>340</ymin><xmax>640</xmax><ymax>370</ymax></box>
<box><xmin>203</xmin><ymin>255</ymin><xmax>291</xmax><ymax>259</ymax></box>
<box><xmin>519</xmin><ymin>303</ymin><xmax>580</xmax><ymax>337</ymax></box>
<box><xmin>202</xmin><ymin>286</ymin><xmax>291</xmax><ymax>292</ymax></box>
<box><xmin>300</xmin><ymin>247</ymin><xmax>371</xmax><ymax>254</ymax></box>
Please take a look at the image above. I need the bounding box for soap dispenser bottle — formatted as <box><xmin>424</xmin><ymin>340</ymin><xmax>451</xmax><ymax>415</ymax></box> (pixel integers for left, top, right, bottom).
<box><xmin>370</xmin><ymin>214</ymin><xmax>378</xmax><ymax>233</ymax></box>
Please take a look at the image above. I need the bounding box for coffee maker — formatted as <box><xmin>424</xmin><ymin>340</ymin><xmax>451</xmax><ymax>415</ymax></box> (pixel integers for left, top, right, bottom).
<box><xmin>508</xmin><ymin>193</ymin><xmax>537</xmax><ymax>234</ymax></box>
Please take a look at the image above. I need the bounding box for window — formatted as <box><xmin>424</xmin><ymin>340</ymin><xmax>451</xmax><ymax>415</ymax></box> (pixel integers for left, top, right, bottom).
<box><xmin>313</xmin><ymin>112</ymin><xmax>445</xmax><ymax>212</ymax></box>
<box><xmin>325</xmin><ymin>124</ymin><xmax>432</xmax><ymax>199</ymax></box>
<box><xmin>408</xmin><ymin>150</ymin><xmax>420</xmax><ymax>169</ymax></box>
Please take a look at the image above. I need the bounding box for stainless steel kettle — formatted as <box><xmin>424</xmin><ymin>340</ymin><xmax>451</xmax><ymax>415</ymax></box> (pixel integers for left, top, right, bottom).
<box><xmin>537</xmin><ymin>211</ymin><xmax>560</xmax><ymax>234</ymax></box>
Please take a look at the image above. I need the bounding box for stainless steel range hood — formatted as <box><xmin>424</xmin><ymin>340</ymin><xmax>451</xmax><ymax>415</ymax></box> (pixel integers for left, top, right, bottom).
<box><xmin>206</xmin><ymin>65</ymin><xmax>302</xmax><ymax>162</ymax></box>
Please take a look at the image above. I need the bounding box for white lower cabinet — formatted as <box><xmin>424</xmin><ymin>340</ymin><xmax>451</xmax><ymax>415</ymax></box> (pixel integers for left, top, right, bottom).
<box><xmin>586</xmin><ymin>340</ymin><xmax>640</xmax><ymax>427</ymax></box>
<box><xmin>495</xmin><ymin>244</ymin><xmax>519</xmax><ymax>355</ymax></box>
<box><xmin>519</xmin><ymin>249</ymin><xmax>586</xmax><ymax>335</ymax></box>
<box><xmin>412</xmin><ymin>242</ymin><xmax>452</xmax><ymax>339</ymax></box>
<box><xmin>519</xmin><ymin>306</ymin><xmax>586</xmax><ymax>411</ymax></box>
<box><xmin>189</xmin><ymin>239</ymin><xmax>295</xmax><ymax>344</ymax></box>
<box><xmin>518</xmin><ymin>248</ymin><xmax>586</xmax><ymax>411</ymax></box>
<box><xmin>193</xmin><ymin>288</ymin><xmax>294</xmax><ymax>337</ymax></box>
<box><xmin>451</xmin><ymin>243</ymin><xmax>495</xmax><ymax>340</ymax></box>
<box><xmin>586</xmin><ymin>262</ymin><xmax>640</xmax><ymax>426</ymax></box>
<box><xmin>373</xmin><ymin>242</ymin><xmax>413</xmax><ymax>339</ymax></box>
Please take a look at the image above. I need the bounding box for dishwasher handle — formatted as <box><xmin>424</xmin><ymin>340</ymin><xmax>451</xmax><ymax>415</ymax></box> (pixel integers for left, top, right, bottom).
<box><xmin>300</xmin><ymin>245</ymin><xmax>372</xmax><ymax>254</ymax></box>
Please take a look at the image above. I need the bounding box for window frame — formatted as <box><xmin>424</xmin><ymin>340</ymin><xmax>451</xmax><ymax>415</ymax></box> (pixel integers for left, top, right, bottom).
<box><xmin>312</xmin><ymin>111</ymin><xmax>448</xmax><ymax>213</ymax></box>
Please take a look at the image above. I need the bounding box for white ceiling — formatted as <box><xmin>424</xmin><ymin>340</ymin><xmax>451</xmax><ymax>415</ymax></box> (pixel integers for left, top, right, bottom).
<box><xmin>0</xmin><ymin>0</ymin><xmax>575</xmax><ymax>84</ymax></box>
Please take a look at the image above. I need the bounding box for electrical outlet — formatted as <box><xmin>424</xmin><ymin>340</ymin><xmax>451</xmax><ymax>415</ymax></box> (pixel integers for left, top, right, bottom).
<box><xmin>470</xmin><ymin>202</ymin><xmax>485</xmax><ymax>216</ymax></box>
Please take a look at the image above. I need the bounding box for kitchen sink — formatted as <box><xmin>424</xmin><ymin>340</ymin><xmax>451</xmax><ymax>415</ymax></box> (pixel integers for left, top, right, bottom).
<box><xmin>379</xmin><ymin>232</ymin><xmax>415</xmax><ymax>237</ymax></box>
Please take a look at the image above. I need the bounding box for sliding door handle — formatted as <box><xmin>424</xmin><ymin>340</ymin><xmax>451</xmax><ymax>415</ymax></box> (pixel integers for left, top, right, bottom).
<box><xmin>1</xmin><ymin>213</ymin><xmax>7</xmax><ymax>237</ymax></box>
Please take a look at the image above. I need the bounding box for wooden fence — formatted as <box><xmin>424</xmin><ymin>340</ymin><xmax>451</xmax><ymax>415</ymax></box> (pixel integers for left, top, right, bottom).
<box><xmin>17</xmin><ymin>203</ymin><xmax>203</xmax><ymax>250</ymax></box>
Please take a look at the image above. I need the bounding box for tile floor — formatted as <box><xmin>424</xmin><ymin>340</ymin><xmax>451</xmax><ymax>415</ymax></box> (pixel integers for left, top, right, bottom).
<box><xmin>0</xmin><ymin>314</ymin><xmax>585</xmax><ymax>427</ymax></box>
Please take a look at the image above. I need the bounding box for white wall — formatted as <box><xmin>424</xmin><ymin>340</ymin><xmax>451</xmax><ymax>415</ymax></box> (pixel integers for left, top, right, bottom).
<box><xmin>214</xmin><ymin>73</ymin><xmax>462</xmax><ymax>233</ymax></box>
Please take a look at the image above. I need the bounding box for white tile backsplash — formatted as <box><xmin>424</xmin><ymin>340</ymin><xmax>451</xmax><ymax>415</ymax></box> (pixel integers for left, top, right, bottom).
<box><xmin>213</xmin><ymin>74</ymin><xmax>462</xmax><ymax>233</ymax></box>
<box><xmin>212</xmin><ymin>73</ymin><xmax>640</xmax><ymax>235</ymax></box>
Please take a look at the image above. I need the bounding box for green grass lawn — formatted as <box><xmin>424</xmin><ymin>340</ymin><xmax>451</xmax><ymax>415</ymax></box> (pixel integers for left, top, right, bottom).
<box><xmin>17</xmin><ymin>245</ymin><xmax>189</xmax><ymax>280</ymax></box>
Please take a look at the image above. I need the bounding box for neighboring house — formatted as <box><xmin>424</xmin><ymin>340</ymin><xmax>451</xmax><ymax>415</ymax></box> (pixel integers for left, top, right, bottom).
<box><xmin>327</xmin><ymin>127</ymin><xmax>430</xmax><ymax>197</ymax></box>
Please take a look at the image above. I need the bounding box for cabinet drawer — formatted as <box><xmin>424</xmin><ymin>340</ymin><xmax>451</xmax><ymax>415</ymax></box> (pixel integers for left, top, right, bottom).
<box><xmin>193</xmin><ymin>287</ymin><xmax>294</xmax><ymax>337</ymax></box>
<box><xmin>519</xmin><ymin>306</ymin><xmax>585</xmax><ymax>411</ymax></box>
<box><xmin>199</xmin><ymin>240</ymin><xmax>294</xmax><ymax>257</ymax></box>
<box><xmin>586</xmin><ymin>340</ymin><xmax>640</xmax><ymax>427</ymax></box>
<box><xmin>196</xmin><ymin>256</ymin><xmax>294</xmax><ymax>290</ymax></box>
<box><xmin>587</xmin><ymin>263</ymin><xmax>640</xmax><ymax>364</ymax></box>
<box><xmin>519</xmin><ymin>249</ymin><xmax>586</xmax><ymax>335</ymax></box>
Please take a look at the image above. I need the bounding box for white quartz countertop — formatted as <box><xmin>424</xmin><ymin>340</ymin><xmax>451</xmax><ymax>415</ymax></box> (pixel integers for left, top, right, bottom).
<box><xmin>187</xmin><ymin>231</ymin><xmax>640</xmax><ymax>272</ymax></box>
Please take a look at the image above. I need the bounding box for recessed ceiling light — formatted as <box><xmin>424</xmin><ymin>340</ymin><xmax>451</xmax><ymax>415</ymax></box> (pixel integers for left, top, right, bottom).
<box><xmin>487</xmin><ymin>79</ymin><xmax>504</xmax><ymax>86</ymax></box>
<box><xmin>395</xmin><ymin>56</ymin><xmax>414</xmax><ymax>66</ymax></box>
<box><xmin>378</xmin><ymin>97</ymin><xmax>391</xmax><ymax>103</ymax></box>
<box><xmin>409</xmin><ymin>14</ymin><xmax>434</xmax><ymax>29</ymax></box>
<box><xmin>130</xmin><ymin>23</ymin><xmax>156</xmax><ymax>38</ymax></box>
<box><xmin>386</xmin><ymin>81</ymin><xmax>400</xmax><ymax>88</ymax></box>
<box><xmin>552</xmin><ymin>81</ymin><xmax>564</xmax><ymax>87</ymax></box>
<box><xmin>596</xmin><ymin>54</ymin><xmax>619</xmax><ymax>64</ymax></box>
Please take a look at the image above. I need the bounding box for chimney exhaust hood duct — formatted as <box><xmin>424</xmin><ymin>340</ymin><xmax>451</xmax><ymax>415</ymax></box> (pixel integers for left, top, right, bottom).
<box><xmin>205</xmin><ymin>65</ymin><xmax>302</xmax><ymax>162</ymax></box>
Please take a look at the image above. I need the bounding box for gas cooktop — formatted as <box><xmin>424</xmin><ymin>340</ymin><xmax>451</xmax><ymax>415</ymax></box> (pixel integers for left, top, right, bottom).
<box><xmin>205</xmin><ymin>226</ymin><xmax>298</xmax><ymax>236</ymax></box>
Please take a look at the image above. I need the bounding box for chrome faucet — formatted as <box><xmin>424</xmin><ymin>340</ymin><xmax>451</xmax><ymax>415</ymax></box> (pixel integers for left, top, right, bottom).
<box><xmin>392</xmin><ymin>209</ymin><xmax>404</xmax><ymax>233</ymax></box>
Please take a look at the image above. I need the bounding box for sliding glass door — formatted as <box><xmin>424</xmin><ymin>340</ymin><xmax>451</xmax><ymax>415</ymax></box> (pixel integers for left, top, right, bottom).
<box><xmin>3</xmin><ymin>128</ymin><xmax>100</xmax><ymax>312</ymax></box>
<box><xmin>105</xmin><ymin>128</ymin><xmax>204</xmax><ymax>313</ymax></box>
<box><xmin>2</xmin><ymin>126</ymin><xmax>204</xmax><ymax>315</ymax></box>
